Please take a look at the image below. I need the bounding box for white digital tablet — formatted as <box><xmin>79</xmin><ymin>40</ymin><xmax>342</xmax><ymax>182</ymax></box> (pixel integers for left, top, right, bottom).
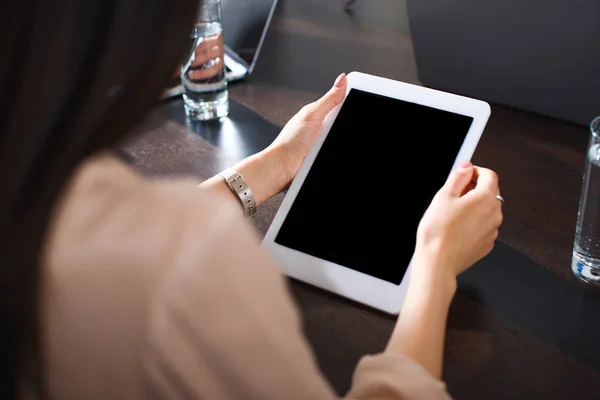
<box><xmin>261</xmin><ymin>71</ymin><xmax>491</xmax><ymax>314</ymax></box>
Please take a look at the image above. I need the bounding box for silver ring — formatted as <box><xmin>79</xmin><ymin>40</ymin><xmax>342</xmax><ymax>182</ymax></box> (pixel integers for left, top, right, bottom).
<box><xmin>496</xmin><ymin>195</ymin><xmax>504</xmax><ymax>205</ymax></box>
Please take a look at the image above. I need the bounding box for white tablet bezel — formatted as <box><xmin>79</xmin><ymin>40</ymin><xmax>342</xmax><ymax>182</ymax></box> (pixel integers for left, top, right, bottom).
<box><xmin>261</xmin><ymin>71</ymin><xmax>491</xmax><ymax>314</ymax></box>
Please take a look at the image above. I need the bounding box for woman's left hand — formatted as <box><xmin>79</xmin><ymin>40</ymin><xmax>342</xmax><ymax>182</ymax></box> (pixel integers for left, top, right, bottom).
<box><xmin>205</xmin><ymin>73</ymin><xmax>347</xmax><ymax>208</ymax></box>
<box><xmin>268</xmin><ymin>73</ymin><xmax>347</xmax><ymax>186</ymax></box>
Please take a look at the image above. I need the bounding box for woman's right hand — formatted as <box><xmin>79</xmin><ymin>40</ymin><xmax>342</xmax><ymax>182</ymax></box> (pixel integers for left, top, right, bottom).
<box><xmin>414</xmin><ymin>161</ymin><xmax>503</xmax><ymax>282</ymax></box>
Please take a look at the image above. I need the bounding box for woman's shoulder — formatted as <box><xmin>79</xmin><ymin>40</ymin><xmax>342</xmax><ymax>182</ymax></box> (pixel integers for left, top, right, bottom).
<box><xmin>40</xmin><ymin>154</ymin><xmax>250</xmax><ymax>398</ymax></box>
<box><xmin>45</xmin><ymin>154</ymin><xmax>244</xmax><ymax>269</ymax></box>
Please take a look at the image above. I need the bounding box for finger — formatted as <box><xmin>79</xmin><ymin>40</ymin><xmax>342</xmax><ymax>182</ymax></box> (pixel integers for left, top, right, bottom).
<box><xmin>491</xmin><ymin>229</ymin><xmax>499</xmax><ymax>242</ymax></box>
<box><xmin>302</xmin><ymin>73</ymin><xmax>347</xmax><ymax>121</ymax></box>
<box><xmin>469</xmin><ymin>166</ymin><xmax>499</xmax><ymax>194</ymax></box>
<box><xmin>461</xmin><ymin>181</ymin><xmax>476</xmax><ymax>196</ymax></box>
<box><xmin>462</xmin><ymin>168</ymin><xmax>504</xmax><ymax>214</ymax></box>
<box><xmin>495</xmin><ymin>207</ymin><xmax>504</xmax><ymax>227</ymax></box>
<box><xmin>196</xmin><ymin>32</ymin><xmax>222</xmax><ymax>50</ymax></box>
<box><xmin>445</xmin><ymin>161</ymin><xmax>475</xmax><ymax>197</ymax></box>
<box><xmin>192</xmin><ymin>45</ymin><xmax>223</xmax><ymax>68</ymax></box>
<box><xmin>188</xmin><ymin>57</ymin><xmax>223</xmax><ymax>80</ymax></box>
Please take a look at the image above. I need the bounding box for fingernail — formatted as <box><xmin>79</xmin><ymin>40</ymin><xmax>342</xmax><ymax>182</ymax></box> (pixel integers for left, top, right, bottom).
<box><xmin>333</xmin><ymin>73</ymin><xmax>346</xmax><ymax>88</ymax></box>
<box><xmin>460</xmin><ymin>160</ymin><xmax>472</xmax><ymax>169</ymax></box>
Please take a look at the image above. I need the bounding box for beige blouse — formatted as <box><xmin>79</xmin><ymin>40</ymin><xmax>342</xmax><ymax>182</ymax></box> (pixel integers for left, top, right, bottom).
<box><xmin>39</xmin><ymin>156</ymin><xmax>452</xmax><ymax>399</ymax></box>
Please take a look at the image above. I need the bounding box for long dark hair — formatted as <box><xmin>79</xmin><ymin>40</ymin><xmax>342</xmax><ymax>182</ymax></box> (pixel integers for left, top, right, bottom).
<box><xmin>0</xmin><ymin>0</ymin><xmax>199</xmax><ymax>396</ymax></box>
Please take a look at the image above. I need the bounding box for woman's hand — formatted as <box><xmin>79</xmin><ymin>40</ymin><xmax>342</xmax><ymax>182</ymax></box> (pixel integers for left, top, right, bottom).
<box><xmin>267</xmin><ymin>73</ymin><xmax>348</xmax><ymax>186</ymax></box>
<box><xmin>386</xmin><ymin>162</ymin><xmax>503</xmax><ymax>379</ymax></box>
<box><xmin>171</xmin><ymin>32</ymin><xmax>224</xmax><ymax>82</ymax></box>
<box><xmin>185</xmin><ymin>32</ymin><xmax>225</xmax><ymax>81</ymax></box>
<box><xmin>199</xmin><ymin>73</ymin><xmax>347</xmax><ymax>209</ymax></box>
<box><xmin>414</xmin><ymin>161</ymin><xmax>503</xmax><ymax>282</ymax></box>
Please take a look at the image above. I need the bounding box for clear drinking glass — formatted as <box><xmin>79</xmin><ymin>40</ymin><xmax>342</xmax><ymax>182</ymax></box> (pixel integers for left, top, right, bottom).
<box><xmin>572</xmin><ymin>116</ymin><xmax>600</xmax><ymax>283</ymax></box>
<box><xmin>181</xmin><ymin>0</ymin><xmax>229</xmax><ymax>121</ymax></box>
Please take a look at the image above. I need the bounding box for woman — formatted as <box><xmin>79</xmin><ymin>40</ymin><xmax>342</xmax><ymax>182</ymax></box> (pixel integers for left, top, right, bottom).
<box><xmin>1</xmin><ymin>0</ymin><xmax>503</xmax><ymax>399</ymax></box>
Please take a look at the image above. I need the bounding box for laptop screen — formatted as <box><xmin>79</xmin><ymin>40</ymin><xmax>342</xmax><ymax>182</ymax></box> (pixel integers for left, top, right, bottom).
<box><xmin>221</xmin><ymin>0</ymin><xmax>278</xmax><ymax>69</ymax></box>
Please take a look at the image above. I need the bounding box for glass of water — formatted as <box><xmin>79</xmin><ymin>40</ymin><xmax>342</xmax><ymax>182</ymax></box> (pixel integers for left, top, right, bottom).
<box><xmin>572</xmin><ymin>116</ymin><xmax>600</xmax><ymax>283</ymax></box>
<box><xmin>181</xmin><ymin>0</ymin><xmax>228</xmax><ymax>121</ymax></box>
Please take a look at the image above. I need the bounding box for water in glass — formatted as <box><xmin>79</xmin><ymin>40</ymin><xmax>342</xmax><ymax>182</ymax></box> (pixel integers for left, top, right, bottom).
<box><xmin>181</xmin><ymin>21</ymin><xmax>228</xmax><ymax>121</ymax></box>
<box><xmin>573</xmin><ymin>117</ymin><xmax>600</xmax><ymax>283</ymax></box>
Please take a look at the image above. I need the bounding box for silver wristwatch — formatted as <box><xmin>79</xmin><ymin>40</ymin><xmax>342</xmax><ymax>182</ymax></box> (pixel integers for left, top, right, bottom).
<box><xmin>219</xmin><ymin>168</ymin><xmax>258</xmax><ymax>220</ymax></box>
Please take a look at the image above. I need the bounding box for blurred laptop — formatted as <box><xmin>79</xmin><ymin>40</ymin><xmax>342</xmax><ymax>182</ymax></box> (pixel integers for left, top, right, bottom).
<box><xmin>162</xmin><ymin>0</ymin><xmax>278</xmax><ymax>99</ymax></box>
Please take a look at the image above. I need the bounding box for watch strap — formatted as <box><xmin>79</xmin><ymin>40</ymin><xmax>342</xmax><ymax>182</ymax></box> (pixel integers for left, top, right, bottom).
<box><xmin>219</xmin><ymin>168</ymin><xmax>258</xmax><ymax>220</ymax></box>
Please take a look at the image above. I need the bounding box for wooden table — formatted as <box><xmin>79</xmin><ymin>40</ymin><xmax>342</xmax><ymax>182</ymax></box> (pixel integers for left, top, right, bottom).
<box><xmin>125</xmin><ymin>0</ymin><xmax>600</xmax><ymax>398</ymax></box>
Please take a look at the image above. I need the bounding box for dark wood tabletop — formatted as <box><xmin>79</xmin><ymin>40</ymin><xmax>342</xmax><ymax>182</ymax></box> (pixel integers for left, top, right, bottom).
<box><xmin>124</xmin><ymin>0</ymin><xmax>600</xmax><ymax>398</ymax></box>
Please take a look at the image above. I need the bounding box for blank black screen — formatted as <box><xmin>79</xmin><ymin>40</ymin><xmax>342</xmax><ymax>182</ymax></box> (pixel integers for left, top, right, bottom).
<box><xmin>274</xmin><ymin>89</ymin><xmax>474</xmax><ymax>285</ymax></box>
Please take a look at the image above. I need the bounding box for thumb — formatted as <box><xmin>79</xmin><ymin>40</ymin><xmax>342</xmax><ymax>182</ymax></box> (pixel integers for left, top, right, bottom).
<box><xmin>304</xmin><ymin>73</ymin><xmax>347</xmax><ymax>121</ymax></box>
<box><xmin>445</xmin><ymin>161</ymin><xmax>474</xmax><ymax>197</ymax></box>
